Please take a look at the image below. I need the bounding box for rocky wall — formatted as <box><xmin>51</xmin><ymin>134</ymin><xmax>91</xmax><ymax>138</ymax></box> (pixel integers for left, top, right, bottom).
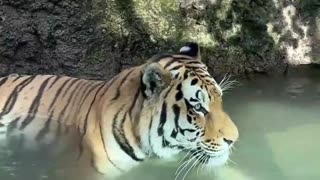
<box><xmin>0</xmin><ymin>0</ymin><xmax>319</xmax><ymax>80</ymax></box>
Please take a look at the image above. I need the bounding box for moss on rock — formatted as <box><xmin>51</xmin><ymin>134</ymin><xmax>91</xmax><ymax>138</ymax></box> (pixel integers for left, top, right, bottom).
<box><xmin>0</xmin><ymin>0</ymin><xmax>318</xmax><ymax>80</ymax></box>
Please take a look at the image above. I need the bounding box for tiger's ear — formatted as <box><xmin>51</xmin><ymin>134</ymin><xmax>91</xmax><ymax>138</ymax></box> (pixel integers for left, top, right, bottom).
<box><xmin>142</xmin><ymin>63</ymin><xmax>171</xmax><ymax>98</ymax></box>
<box><xmin>179</xmin><ymin>42</ymin><xmax>201</xmax><ymax>61</ymax></box>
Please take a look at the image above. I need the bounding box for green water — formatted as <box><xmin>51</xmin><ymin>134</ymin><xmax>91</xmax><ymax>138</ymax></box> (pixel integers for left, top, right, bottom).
<box><xmin>1</xmin><ymin>66</ymin><xmax>320</xmax><ymax>180</ymax></box>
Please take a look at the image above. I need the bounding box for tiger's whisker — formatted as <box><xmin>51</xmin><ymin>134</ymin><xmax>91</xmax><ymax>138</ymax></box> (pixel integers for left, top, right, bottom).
<box><xmin>175</xmin><ymin>151</ymin><xmax>202</xmax><ymax>180</ymax></box>
<box><xmin>175</xmin><ymin>149</ymin><xmax>201</xmax><ymax>175</ymax></box>
<box><xmin>196</xmin><ymin>154</ymin><xmax>207</xmax><ymax>176</ymax></box>
<box><xmin>181</xmin><ymin>153</ymin><xmax>203</xmax><ymax>180</ymax></box>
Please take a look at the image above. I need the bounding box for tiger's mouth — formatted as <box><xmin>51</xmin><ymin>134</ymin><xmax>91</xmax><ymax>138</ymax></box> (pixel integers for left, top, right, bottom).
<box><xmin>175</xmin><ymin>147</ymin><xmax>230</xmax><ymax>180</ymax></box>
<box><xmin>192</xmin><ymin>147</ymin><xmax>230</xmax><ymax>165</ymax></box>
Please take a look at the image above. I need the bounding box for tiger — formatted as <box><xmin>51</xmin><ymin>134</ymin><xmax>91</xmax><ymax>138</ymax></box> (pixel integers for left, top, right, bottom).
<box><xmin>0</xmin><ymin>42</ymin><xmax>239</xmax><ymax>179</ymax></box>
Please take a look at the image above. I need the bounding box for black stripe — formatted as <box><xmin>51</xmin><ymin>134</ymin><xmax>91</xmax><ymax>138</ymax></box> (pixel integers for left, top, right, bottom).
<box><xmin>195</xmin><ymin>90</ymin><xmax>201</xmax><ymax>100</ymax></box>
<box><xmin>61</xmin><ymin>78</ymin><xmax>81</xmax><ymax>98</ymax></box>
<box><xmin>175</xmin><ymin>83</ymin><xmax>183</xmax><ymax>101</ymax></box>
<box><xmin>176</xmin><ymin>83</ymin><xmax>182</xmax><ymax>91</ymax></box>
<box><xmin>74</xmin><ymin>82</ymin><xmax>98</xmax><ymax>155</ymax></box>
<box><xmin>0</xmin><ymin>77</ymin><xmax>9</xmax><ymax>87</ymax></box>
<box><xmin>111</xmin><ymin>69</ymin><xmax>134</xmax><ymax>101</ymax></box>
<box><xmin>183</xmin><ymin>70</ymin><xmax>189</xmax><ymax>80</ymax></box>
<box><xmin>12</xmin><ymin>75</ymin><xmax>21</xmax><ymax>82</ymax></box>
<box><xmin>204</xmin><ymin>86</ymin><xmax>209</xmax><ymax>95</ymax></box>
<box><xmin>186</xmin><ymin>61</ymin><xmax>201</xmax><ymax>65</ymax></box>
<box><xmin>48</xmin><ymin>78</ymin><xmax>72</xmax><ymax>111</ymax></box>
<box><xmin>170</xmin><ymin>129</ymin><xmax>178</xmax><ymax>138</ymax></box>
<box><xmin>48</xmin><ymin>76</ymin><xmax>62</xmax><ymax>89</ymax></box>
<box><xmin>189</xmin><ymin>97</ymin><xmax>198</xmax><ymax>102</ymax></box>
<box><xmin>184</xmin><ymin>98</ymin><xmax>192</xmax><ymax>110</ymax></box>
<box><xmin>174</xmin><ymin>73</ymin><xmax>180</xmax><ymax>79</ymax></box>
<box><xmin>100</xmin><ymin>76</ymin><xmax>119</xmax><ymax>98</ymax></box>
<box><xmin>128</xmin><ymin>88</ymin><xmax>141</xmax><ymax>121</ymax></box>
<box><xmin>65</xmin><ymin>80</ymin><xmax>86</xmax><ymax>119</ymax></box>
<box><xmin>186</xmin><ymin>114</ymin><xmax>193</xmax><ymax>124</ymax></box>
<box><xmin>7</xmin><ymin>117</ymin><xmax>20</xmax><ymax>134</ymax></box>
<box><xmin>148</xmin><ymin>117</ymin><xmax>154</xmax><ymax>154</ymax></box>
<box><xmin>172</xmin><ymin>104</ymin><xmax>180</xmax><ymax>130</ymax></box>
<box><xmin>163</xmin><ymin>84</ymin><xmax>174</xmax><ymax>99</ymax></box>
<box><xmin>164</xmin><ymin>59</ymin><xmax>176</xmax><ymax>69</ymax></box>
<box><xmin>56</xmin><ymin>79</ymin><xmax>83</xmax><ymax>122</ymax></box>
<box><xmin>70</xmin><ymin>80</ymin><xmax>86</xmax><ymax>105</ymax></box>
<box><xmin>0</xmin><ymin>76</ymin><xmax>36</xmax><ymax>118</ymax></box>
<box><xmin>169</xmin><ymin>65</ymin><xmax>183</xmax><ymax>71</ymax></box>
<box><xmin>20</xmin><ymin>76</ymin><xmax>54</xmax><ymax>130</ymax></box>
<box><xmin>157</xmin><ymin>102</ymin><xmax>167</xmax><ymax>136</ymax></box>
<box><xmin>76</xmin><ymin>82</ymin><xmax>98</xmax><ymax>110</ymax></box>
<box><xmin>99</xmin><ymin>119</ymin><xmax>124</xmax><ymax>172</ymax></box>
<box><xmin>161</xmin><ymin>136</ymin><xmax>184</xmax><ymax>149</ymax></box>
<box><xmin>112</xmin><ymin>108</ymin><xmax>143</xmax><ymax>161</ymax></box>
<box><xmin>76</xmin><ymin>82</ymin><xmax>103</xmax><ymax>124</ymax></box>
<box><xmin>162</xmin><ymin>136</ymin><xmax>169</xmax><ymax>147</ymax></box>
<box><xmin>175</xmin><ymin>91</ymin><xmax>183</xmax><ymax>101</ymax></box>
<box><xmin>140</xmin><ymin>72</ymin><xmax>147</xmax><ymax>98</ymax></box>
<box><xmin>179</xmin><ymin>128</ymin><xmax>196</xmax><ymax>136</ymax></box>
<box><xmin>81</xmin><ymin>83</ymin><xmax>105</xmax><ymax>136</ymax></box>
<box><xmin>35</xmin><ymin>113</ymin><xmax>53</xmax><ymax>141</ymax></box>
<box><xmin>191</xmin><ymin>78</ymin><xmax>199</xmax><ymax>85</ymax></box>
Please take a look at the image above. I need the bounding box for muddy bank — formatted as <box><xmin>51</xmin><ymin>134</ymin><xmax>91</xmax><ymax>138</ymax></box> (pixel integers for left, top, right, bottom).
<box><xmin>0</xmin><ymin>0</ymin><xmax>319</xmax><ymax>81</ymax></box>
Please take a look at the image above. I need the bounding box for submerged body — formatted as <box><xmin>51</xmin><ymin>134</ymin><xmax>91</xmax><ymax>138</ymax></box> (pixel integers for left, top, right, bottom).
<box><xmin>0</xmin><ymin>43</ymin><xmax>239</xmax><ymax>178</ymax></box>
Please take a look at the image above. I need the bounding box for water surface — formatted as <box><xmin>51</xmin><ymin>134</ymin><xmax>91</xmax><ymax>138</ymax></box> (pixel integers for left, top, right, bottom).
<box><xmin>1</xmin><ymin>66</ymin><xmax>320</xmax><ymax>180</ymax></box>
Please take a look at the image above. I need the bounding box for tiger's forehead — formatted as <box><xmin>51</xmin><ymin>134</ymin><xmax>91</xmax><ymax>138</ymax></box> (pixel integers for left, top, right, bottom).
<box><xmin>182</xmin><ymin>78</ymin><xmax>210</xmax><ymax>102</ymax></box>
<box><xmin>155</xmin><ymin>54</ymin><xmax>223</xmax><ymax>96</ymax></box>
<box><xmin>183</xmin><ymin>76</ymin><xmax>222</xmax><ymax>101</ymax></box>
<box><xmin>183</xmin><ymin>67</ymin><xmax>223</xmax><ymax>98</ymax></box>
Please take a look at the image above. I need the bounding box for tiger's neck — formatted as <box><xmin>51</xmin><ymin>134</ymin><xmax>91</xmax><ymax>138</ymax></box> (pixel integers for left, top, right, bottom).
<box><xmin>94</xmin><ymin>66</ymin><xmax>151</xmax><ymax>174</ymax></box>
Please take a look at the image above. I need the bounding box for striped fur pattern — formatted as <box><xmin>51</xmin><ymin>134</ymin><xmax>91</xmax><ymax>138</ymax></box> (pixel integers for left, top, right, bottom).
<box><xmin>0</xmin><ymin>42</ymin><xmax>239</xmax><ymax>178</ymax></box>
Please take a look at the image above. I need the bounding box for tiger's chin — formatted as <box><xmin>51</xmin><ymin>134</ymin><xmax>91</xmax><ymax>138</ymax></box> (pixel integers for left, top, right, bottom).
<box><xmin>200</xmin><ymin>150</ymin><xmax>230</xmax><ymax>169</ymax></box>
<box><xmin>205</xmin><ymin>151</ymin><xmax>229</xmax><ymax>168</ymax></box>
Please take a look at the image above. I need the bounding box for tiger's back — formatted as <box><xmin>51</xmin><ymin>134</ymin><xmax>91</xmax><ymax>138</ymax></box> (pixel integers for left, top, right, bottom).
<box><xmin>0</xmin><ymin>74</ymin><xmax>104</xmax><ymax>150</ymax></box>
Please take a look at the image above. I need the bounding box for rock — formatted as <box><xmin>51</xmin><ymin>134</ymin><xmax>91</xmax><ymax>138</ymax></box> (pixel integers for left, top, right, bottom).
<box><xmin>0</xmin><ymin>0</ymin><xmax>318</xmax><ymax>80</ymax></box>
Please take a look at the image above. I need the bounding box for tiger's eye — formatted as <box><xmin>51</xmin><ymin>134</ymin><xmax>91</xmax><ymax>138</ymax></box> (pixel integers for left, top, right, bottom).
<box><xmin>194</xmin><ymin>103</ymin><xmax>201</xmax><ymax>111</ymax></box>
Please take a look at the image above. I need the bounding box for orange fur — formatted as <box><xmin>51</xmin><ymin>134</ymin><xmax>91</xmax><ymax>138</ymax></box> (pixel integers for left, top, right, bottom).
<box><xmin>0</xmin><ymin>43</ymin><xmax>238</xmax><ymax>178</ymax></box>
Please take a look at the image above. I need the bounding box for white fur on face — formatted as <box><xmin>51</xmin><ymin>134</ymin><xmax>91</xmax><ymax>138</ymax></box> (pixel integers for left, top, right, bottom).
<box><xmin>181</xmin><ymin>79</ymin><xmax>210</xmax><ymax>113</ymax></box>
<box><xmin>205</xmin><ymin>150</ymin><xmax>230</xmax><ymax>168</ymax></box>
<box><xmin>199</xmin><ymin>139</ymin><xmax>231</xmax><ymax>168</ymax></box>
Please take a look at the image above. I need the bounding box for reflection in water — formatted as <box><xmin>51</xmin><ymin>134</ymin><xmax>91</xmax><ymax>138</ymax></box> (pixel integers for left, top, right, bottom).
<box><xmin>1</xmin><ymin>67</ymin><xmax>320</xmax><ymax>180</ymax></box>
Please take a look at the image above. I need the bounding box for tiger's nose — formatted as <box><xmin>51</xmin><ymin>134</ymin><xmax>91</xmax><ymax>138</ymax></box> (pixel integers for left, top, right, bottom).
<box><xmin>223</xmin><ymin>138</ymin><xmax>233</xmax><ymax>145</ymax></box>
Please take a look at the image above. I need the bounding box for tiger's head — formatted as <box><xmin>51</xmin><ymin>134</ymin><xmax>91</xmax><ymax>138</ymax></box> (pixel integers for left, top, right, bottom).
<box><xmin>139</xmin><ymin>42</ymin><xmax>239</xmax><ymax>170</ymax></box>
